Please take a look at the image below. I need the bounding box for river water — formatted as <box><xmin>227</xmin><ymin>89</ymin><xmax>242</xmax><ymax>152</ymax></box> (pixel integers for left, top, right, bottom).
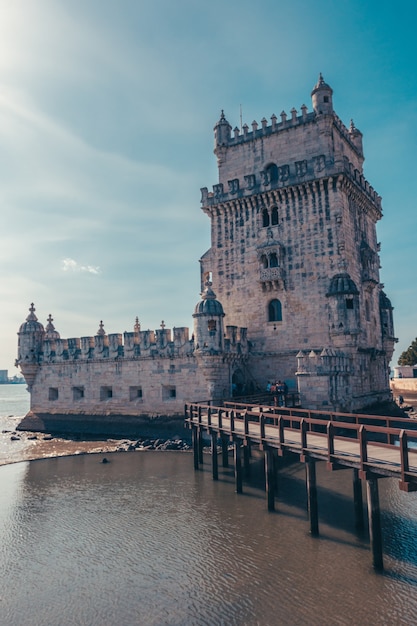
<box><xmin>1</xmin><ymin>385</ymin><xmax>417</xmax><ymax>625</ymax></box>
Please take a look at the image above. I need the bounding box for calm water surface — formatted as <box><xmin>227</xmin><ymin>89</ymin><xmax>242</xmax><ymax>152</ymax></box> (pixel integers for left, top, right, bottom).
<box><xmin>1</xmin><ymin>386</ymin><xmax>417</xmax><ymax>625</ymax></box>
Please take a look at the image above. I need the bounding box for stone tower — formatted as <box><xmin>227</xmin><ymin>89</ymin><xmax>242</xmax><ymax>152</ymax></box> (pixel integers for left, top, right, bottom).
<box><xmin>199</xmin><ymin>75</ymin><xmax>396</xmax><ymax>411</ymax></box>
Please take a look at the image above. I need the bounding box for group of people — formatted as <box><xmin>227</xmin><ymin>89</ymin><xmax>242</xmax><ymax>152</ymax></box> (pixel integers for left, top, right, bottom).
<box><xmin>266</xmin><ymin>380</ymin><xmax>288</xmax><ymax>406</ymax></box>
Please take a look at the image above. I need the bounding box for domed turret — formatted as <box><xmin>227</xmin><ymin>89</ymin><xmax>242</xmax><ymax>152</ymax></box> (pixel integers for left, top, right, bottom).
<box><xmin>311</xmin><ymin>73</ymin><xmax>334</xmax><ymax>115</ymax></box>
<box><xmin>326</xmin><ymin>274</ymin><xmax>360</xmax><ymax>341</ymax></box>
<box><xmin>193</xmin><ymin>281</ymin><xmax>225</xmax><ymax>353</ymax></box>
<box><xmin>214</xmin><ymin>110</ymin><xmax>232</xmax><ymax>166</ymax></box>
<box><xmin>348</xmin><ymin>119</ymin><xmax>364</xmax><ymax>158</ymax></box>
<box><xmin>379</xmin><ymin>290</ymin><xmax>395</xmax><ymax>341</ymax></box>
<box><xmin>214</xmin><ymin>110</ymin><xmax>232</xmax><ymax>148</ymax></box>
<box><xmin>17</xmin><ymin>303</ymin><xmax>45</xmax><ymax>358</ymax></box>
<box><xmin>16</xmin><ymin>303</ymin><xmax>45</xmax><ymax>388</ymax></box>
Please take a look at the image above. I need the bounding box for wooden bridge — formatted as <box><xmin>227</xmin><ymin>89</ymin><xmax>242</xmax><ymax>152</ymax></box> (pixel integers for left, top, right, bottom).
<box><xmin>185</xmin><ymin>399</ymin><xmax>417</xmax><ymax>571</ymax></box>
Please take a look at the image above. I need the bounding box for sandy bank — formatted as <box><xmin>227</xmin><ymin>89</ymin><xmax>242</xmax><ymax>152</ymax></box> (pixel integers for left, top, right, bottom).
<box><xmin>0</xmin><ymin>430</ymin><xmax>191</xmax><ymax>467</ymax></box>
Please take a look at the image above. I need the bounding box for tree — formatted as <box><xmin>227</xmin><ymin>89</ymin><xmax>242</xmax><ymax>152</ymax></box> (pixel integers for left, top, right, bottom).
<box><xmin>398</xmin><ymin>338</ymin><xmax>417</xmax><ymax>366</ymax></box>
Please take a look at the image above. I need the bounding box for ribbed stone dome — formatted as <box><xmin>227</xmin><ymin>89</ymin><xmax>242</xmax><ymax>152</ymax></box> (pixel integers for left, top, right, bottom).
<box><xmin>193</xmin><ymin>282</ymin><xmax>224</xmax><ymax>316</ymax></box>
<box><xmin>18</xmin><ymin>304</ymin><xmax>45</xmax><ymax>334</ymax></box>
<box><xmin>311</xmin><ymin>73</ymin><xmax>333</xmax><ymax>96</ymax></box>
<box><xmin>326</xmin><ymin>273</ymin><xmax>359</xmax><ymax>296</ymax></box>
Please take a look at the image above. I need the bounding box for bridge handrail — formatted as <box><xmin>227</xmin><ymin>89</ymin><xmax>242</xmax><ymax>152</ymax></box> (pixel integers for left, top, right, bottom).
<box><xmin>185</xmin><ymin>401</ymin><xmax>417</xmax><ymax>489</ymax></box>
<box><xmin>185</xmin><ymin>402</ymin><xmax>417</xmax><ymax>439</ymax></box>
<box><xmin>222</xmin><ymin>400</ymin><xmax>414</xmax><ymax>429</ymax></box>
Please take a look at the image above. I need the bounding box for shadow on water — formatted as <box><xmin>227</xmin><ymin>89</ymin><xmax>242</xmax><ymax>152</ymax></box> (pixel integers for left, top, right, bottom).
<box><xmin>200</xmin><ymin>447</ymin><xmax>417</xmax><ymax>574</ymax></box>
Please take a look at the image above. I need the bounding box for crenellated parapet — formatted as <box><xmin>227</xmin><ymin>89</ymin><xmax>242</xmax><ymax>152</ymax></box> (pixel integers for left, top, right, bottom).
<box><xmin>215</xmin><ymin>108</ymin><xmax>316</xmax><ymax>150</ymax></box>
<box><xmin>37</xmin><ymin>324</ymin><xmax>195</xmax><ymax>363</ymax></box>
<box><xmin>17</xmin><ymin>305</ymin><xmax>251</xmax><ymax>375</ymax></box>
<box><xmin>201</xmin><ymin>153</ymin><xmax>380</xmax><ymax>211</ymax></box>
<box><xmin>296</xmin><ymin>348</ymin><xmax>353</xmax><ymax>377</ymax></box>
<box><xmin>342</xmin><ymin>157</ymin><xmax>381</xmax><ymax>211</ymax></box>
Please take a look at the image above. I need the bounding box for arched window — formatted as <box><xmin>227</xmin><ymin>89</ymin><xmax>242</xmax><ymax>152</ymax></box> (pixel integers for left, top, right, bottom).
<box><xmin>265</xmin><ymin>163</ymin><xmax>278</xmax><ymax>185</ymax></box>
<box><xmin>270</xmin><ymin>253</ymin><xmax>278</xmax><ymax>268</ymax></box>
<box><xmin>271</xmin><ymin>206</ymin><xmax>279</xmax><ymax>225</ymax></box>
<box><xmin>260</xmin><ymin>254</ymin><xmax>268</xmax><ymax>269</ymax></box>
<box><xmin>262</xmin><ymin>209</ymin><xmax>270</xmax><ymax>227</ymax></box>
<box><xmin>268</xmin><ymin>299</ymin><xmax>282</xmax><ymax>322</ymax></box>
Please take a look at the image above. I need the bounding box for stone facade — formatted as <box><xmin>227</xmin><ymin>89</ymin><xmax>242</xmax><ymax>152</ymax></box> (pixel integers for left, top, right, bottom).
<box><xmin>16</xmin><ymin>75</ymin><xmax>396</xmax><ymax>433</ymax></box>
<box><xmin>200</xmin><ymin>74</ymin><xmax>396</xmax><ymax>410</ymax></box>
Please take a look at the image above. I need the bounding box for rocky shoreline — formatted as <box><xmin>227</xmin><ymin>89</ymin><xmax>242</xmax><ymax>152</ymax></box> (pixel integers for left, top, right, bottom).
<box><xmin>0</xmin><ymin>428</ymin><xmax>191</xmax><ymax>467</ymax></box>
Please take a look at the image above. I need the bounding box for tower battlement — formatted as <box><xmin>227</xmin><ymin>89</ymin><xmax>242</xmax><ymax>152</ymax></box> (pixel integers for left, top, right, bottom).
<box><xmin>17</xmin><ymin>310</ymin><xmax>249</xmax><ymax>366</ymax></box>
<box><xmin>201</xmin><ymin>156</ymin><xmax>381</xmax><ymax>211</ymax></box>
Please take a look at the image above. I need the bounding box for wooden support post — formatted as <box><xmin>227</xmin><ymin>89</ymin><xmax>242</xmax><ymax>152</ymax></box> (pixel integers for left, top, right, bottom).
<box><xmin>192</xmin><ymin>426</ymin><xmax>199</xmax><ymax>470</ymax></box>
<box><xmin>265</xmin><ymin>448</ymin><xmax>275</xmax><ymax>511</ymax></box>
<box><xmin>234</xmin><ymin>440</ymin><xmax>243</xmax><ymax>494</ymax></box>
<box><xmin>211</xmin><ymin>432</ymin><xmax>218</xmax><ymax>481</ymax></box>
<box><xmin>243</xmin><ymin>444</ymin><xmax>251</xmax><ymax>479</ymax></box>
<box><xmin>306</xmin><ymin>458</ymin><xmax>319</xmax><ymax>536</ymax></box>
<box><xmin>273</xmin><ymin>452</ymin><xmax>280</xmax><ymax>496</ymax></box>
<box><xmin>221</xmin><ymin>436</ymin><xmax>229</xmax><ymax>468</ymax></box>
<box><xmin>366</xmin><ymin>476</ymin><xmax>384</xmax><ymax>571</ymax></box>
<box><xmin>353</xmin><ymin>468</ymin><xmax>364</xmax><ymax>530</ymax></box>
<box><xmin>198</xmin><ymin>429</ymin><xmax>204</xmax><ymax>465</ymax></box>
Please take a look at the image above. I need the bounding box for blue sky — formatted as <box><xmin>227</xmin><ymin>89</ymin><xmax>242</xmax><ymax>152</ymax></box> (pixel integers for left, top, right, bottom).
<box><xmin>0</xmin><ymin>0</ymin><xmax>416</xmax><ymax>371</ymax></box>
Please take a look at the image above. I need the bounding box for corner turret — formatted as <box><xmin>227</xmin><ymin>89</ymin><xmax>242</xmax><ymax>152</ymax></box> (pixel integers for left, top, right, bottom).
<box><xmin>193</xmin><ymin>281</ymin><xmax>225</xmax><ymax>353</ymax></box>
<box><xmin>16</xmin><ymin>303</ymin><xmax>45</xmax><ymax>388</ymax></box>
<box><xmin>311</xmin><ymin>73</ymin><xmax>334</xmax><ymax>115</ymax></box>
<box><xmin>348</xmin><ymin>119</ymin><xmax>364</xmax><ymax>159</ymax></box>
<box><xmin>214</xmin><ymin>110</ymin><xmax>232</xmax><ymax>166</ymax></box>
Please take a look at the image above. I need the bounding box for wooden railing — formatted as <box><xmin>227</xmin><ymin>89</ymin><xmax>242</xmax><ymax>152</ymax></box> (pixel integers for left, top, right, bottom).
<box><xmin>184</xmin><ymin>402</ymin><xmax>417</xmax><ymax>491</ymax></box>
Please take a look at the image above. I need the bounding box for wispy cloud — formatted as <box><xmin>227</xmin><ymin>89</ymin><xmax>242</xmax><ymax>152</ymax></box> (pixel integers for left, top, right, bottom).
<box><xmin>61</xmin><ymin>258</ymin><xmax>100</xmax><ymax>275</ymax></box>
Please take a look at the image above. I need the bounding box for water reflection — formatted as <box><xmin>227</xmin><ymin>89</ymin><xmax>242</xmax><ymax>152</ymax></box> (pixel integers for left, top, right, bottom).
<box><xmin>1</xmin><ymin>451</ymin><xmax>417</xmax><ymax>625</ymax></box>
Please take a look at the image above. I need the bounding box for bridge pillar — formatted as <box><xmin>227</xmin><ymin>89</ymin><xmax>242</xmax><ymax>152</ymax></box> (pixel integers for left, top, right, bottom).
<box><xmin>366</xmin><ymin>476</ymin><xmax>384</xmax><ymax>570</ymax></box>
<box><xmin>243</xmin><ymin>443</ymin><xmax>251</xmax><ymax>479</ymax></box>
<box><xmin>353</xmin><ymin>469</ymin><xmax>364</xmax><ymax>530</ymax></box>
<box><xmin>211</xmin><ymin>432</ymin><xmax>218</xmax><ymax>481</ymax></box>
<box><xmin>273</xmin><ymin>453</ymin><xmax>280</xmax><ymax>496</ymax></box>
<box><xmin>221</xmin><ymin>435</ymin><xmax>229</xmax><ymax>467</ymax></box>
<box><xmin>192</xmin><ymin>426</ymin><xmax>199</xmax><ymax>470</ymax></box>
<box><xmin>198</xmin><ymin>429</ymin><xmax>204</xmax><ymax>465</ymax></box>
<box><xmin>265</xmin><ymin>448</ymin><xmax>275</xmax><ymax>511</ymax></box>
<box><xmin>234</xmin><ymin>440</ymin><xmax>243</xmax><ymax>494</ymax></box>
<box><xmin>306</xmin><ymin>459</ymin><xmax>319</xmax><ymax>536</ymax></box>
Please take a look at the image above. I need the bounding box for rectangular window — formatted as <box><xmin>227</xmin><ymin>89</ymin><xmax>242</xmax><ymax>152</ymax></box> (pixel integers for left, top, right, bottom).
<box><xmin>162</xmin><ymin>386</ymin><xmax>177</xmax><ymax>400</ymax></box>
<box><xmin>72</xmin><ymin>386</ymin><xmax>85</xmax><ymax>401</ymax></box>
<box><xmin>129</xmin><ymin>386</ymin><xmax>143</xmax><ymax>401</ymax></box>
<box><xmin>346</xmin><ymin>298</ymin><xmax>354</xmax><ymax>310</ymax></box>
<box><xmin>48</xmin><ymin>387</ymin><xmax>59</xmax><ymax>401</ymax></box>
<box><xmin>100</xmin><ymin>386</ymin><xmax>113</xmax><ymax>401</ymax></box>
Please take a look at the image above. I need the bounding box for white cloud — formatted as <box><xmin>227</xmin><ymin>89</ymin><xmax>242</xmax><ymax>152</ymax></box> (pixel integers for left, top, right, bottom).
<box><xmin>61</xmin><ymin>258</ymin><xmax>100</xmax><ymax>275</ymax></box>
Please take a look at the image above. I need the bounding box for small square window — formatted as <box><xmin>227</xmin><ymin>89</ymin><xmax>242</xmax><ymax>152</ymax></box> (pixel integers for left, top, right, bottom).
<box><xmin>49</xmin><ymin>387</ymin><xmax>59</xmax><ymax>401</ymax></box>
<box><xmin>162</xmin><ymin>385</ymin><xmax>177</xmax><ymax>400</ymax></box>
<box><xmin>129</xmin><ymin>386</ymin><xmax>143</xmax><ymax>401</ymax></box>
<box><xmin>100</xmin><ymin>386</ymin><xmax>113</xmax><ymax>400</ymax></box>
<box><xmin>73</xmin><ymin>386</ymin><xmax>85</xmax><ymax>401</ymax></box>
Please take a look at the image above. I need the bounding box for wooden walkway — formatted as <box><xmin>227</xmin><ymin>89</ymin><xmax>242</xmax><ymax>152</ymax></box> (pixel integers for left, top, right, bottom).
<box><xmin>185</xmin><ymin>400</ymin><xmax>417</xmax><ymax>571</ymax></box>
